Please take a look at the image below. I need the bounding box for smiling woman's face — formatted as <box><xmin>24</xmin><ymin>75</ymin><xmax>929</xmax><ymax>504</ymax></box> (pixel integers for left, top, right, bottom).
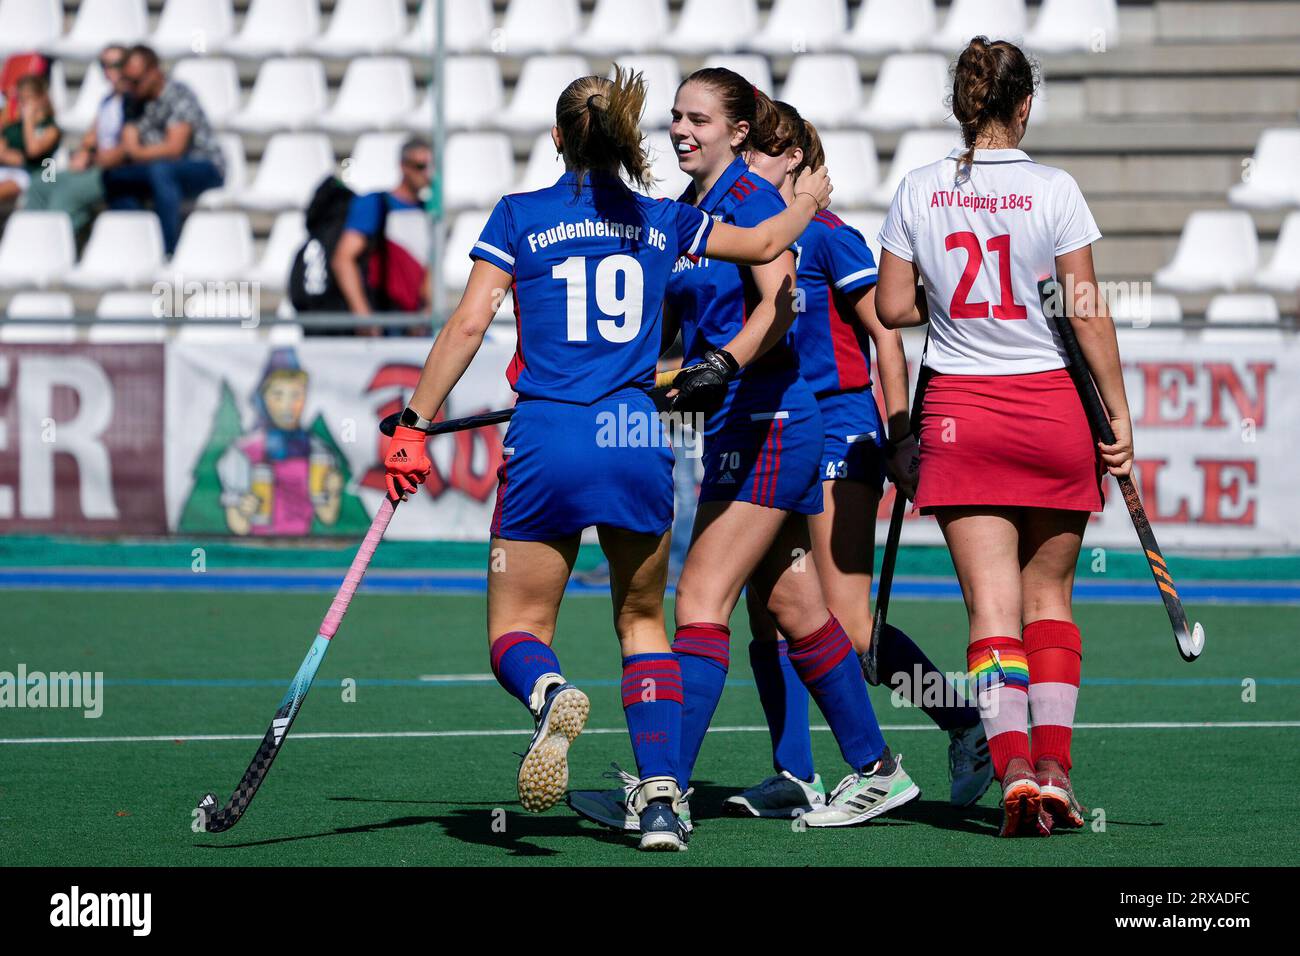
<box><xmin>670</xmin><ymin>81</ymin><xmax>746</xmax><ymax>183</ymax></box>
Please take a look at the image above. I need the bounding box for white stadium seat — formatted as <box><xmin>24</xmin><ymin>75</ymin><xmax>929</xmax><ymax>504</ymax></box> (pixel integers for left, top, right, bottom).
<box><xmin>95</xmin><ymin>291</ymin><xmax>164</xmax><ymax>318</ymax></box>
<box><xmin>860</xmin><ymin>54</ymin><xmax>951</xmax><ymax>130</ymax></box>
<box><xmin>662</xmin><ymin>0</ymin><xmax>760</xmax><ymax>55</ymax></box>
<box><xmin>250</xmin><ymin>212</ymin><xmax>308</xmax><ymax>292</ymax></box>
<box><xmin>48</xmin><ymin>61</ymin><xmax>69</xmax><ymax>117</ymax></box>
<box><xmin>319</xmin><ymin>57</ymin><xmax>417</xmax><ymax>132</ymax></box>
<box><xmin>749</xmin><ymin>0</ymin><xmax>847</xmax><ymax>56</ymax></box>
<box><xmin>312</xmin><ymin>0</ymin><xmax>406</xmax><ymax>56</ymax></box>
<box><xmin>239</xmin><ymin>133</ymin><xmax>336</xmax><ymax>211</ymax></box>
<box><xmin>518</xmin><ymin>131</ymin><xmax>563</xmax><ymax>193</ymax></box>
<box><xmin>1206</xmin><ymin>293</ymin><xmax>1281</xmax><ymax>324</ymax></box>
<box><xmin>499</xmin><ymin>0</ymin><xmax>583</xmax><ymax>56</ymax></box>
<box><xmin>55</xmin><ymin>0</ymin><xmax>149</xmax><ymax>59</ymax></box>
<box><xmin>612</xmin><ymin>56</ymin><xmax>681</xmax><ymax>129</ymax></box>
<box><xmin>171</xmin><ymin>58</ymin><xmax>241</xmax><ymax>128</ymax></box>
<box><xmin>1</xmin><ymin>292</ymin><xmax>77</xmax><ymax>342</ymax></box>
<box><xmin>933</xmin><ymin>0</ymin><xmax>1028</xmax><ymax>51</ymax></box>
<box><xmin>64</xmin><ymin>61</ymin><xmax>112</xmax><ymax>135</ymax></box>
<box><xmin>841</xmin><ymin>0</ymin><xmax>937</xmax><ymax>54</ymax></box>
<box><xmin>575</xmin><ymin>0</ymin><xmax>670</xmax><ymax>54</ymax></box>
<box><xmin>500</xmin><ymin>56</ymin><xmax>591</xmax><ymax>133</ymax></box>
<box><xmin>229</xmin><ymin>58</ymin><xmax>327</xmax><ymax>133</ymax></box>
<box><xmin>636</xmin><ymin>132</ymin><xmax>691</xmax><ymax>200</ymax></box>
<box><xmin>1111</xmin><ymin>291</ymin><xmax>1183</xmax><ymax>326</ymax></box>
<box><xmin>5</xmin><ymin>293</ymin><xmax>74</xmax><ymax>318</ymax></box>
<box><xmin>150</xmin><ymin>0</ymin><xmax>236</xmax><ymax>58</ymax></box>
<box><xmin>197</xmin><ymin>133</ymin><xmax>248</xmax><ymax>208</ymax></box>
<box><xmin>443</xmin><ymin>133</ymin><xmax>516</xmax><ymax>211</ymax></box>
<box><xmin>0</xmin><ymin>212</ymin><xmax>77</xmax><ymax>289</ymax></box>
<box><xmin>344</xmin><ymin>131</ymin><xmax>408</xmax><ymax>194</ymax></box>
<box><xmin>440</xmin><ymin>57</ymin><xmax>506</xmax><ymax>131</ymax></box>
<box><xmin>1256</xmin><ymin>212</ymin><xmax>1300</xmax><ymax>293</ymax></box>
<box><xmin>66</xmin><ymin>212</ymin><xmax>166</xmax><ymax>290</ymax></box>
<box><xmin>702</xmin><ymin>55</ymin><xmax>773</xmax><ymax>95</ymax></box>
<box><xmin>817</xmin><ymin>132</ymin><xmax>881</xmax><ymax>208</ymax></box>
<box><xmin>401</xmin><ymin>0</ymin><xmax>495</xmax><ymax>55</ymax></box>
<box><xmin>780</xmin><ymin>55</ymin><xmax>862</xmax><ymax>128</ymax></box>
<box><xmin>838</xmin><ymin>209</ymin><xmax>886</xmax><ymax>263</ymax></box>
<box><xmin>1026</xmin><ymin>0</ymin><xmax>1119</xmax><ymax>54</ymax></box>
<box><xmin>1228</xmin><ymin>128</ymin><xmax>1300</xmax><ymax>210</ymax></box>
<box><xmin>870</xmin><ymin>129</ymin><xmax>963</xmax><ymax>206</ymax></box>
<box><xmin>443</xmin><ymin>209</ymin><xmax>493</xmax><ymax>291</ymax></box>
<box><xmin>1154</xmin><ymin>211</ymin><xmax>1259</xmax><ymax>292</ymax></box>
<box><xmin>164</xmin><ymin>212</ymin><xmax>254</xmax><ymax>283</ymax></box>
<box><xmin>0</xmin><ymin>0</ymin><xmax>61</xmax><ymax>57</ymax></box>
<box><xmin>224</xmin><ymin>0</ymin><xmax>321</xmax><ymax>57</ymax></box>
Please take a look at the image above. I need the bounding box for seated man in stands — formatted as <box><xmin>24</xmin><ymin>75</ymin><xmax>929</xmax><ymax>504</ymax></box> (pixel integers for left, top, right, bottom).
<box><xmin>25</xmin><ymin>44</ymin><xmax>130</xmax><ymax>231</ymax></box>
<box><xmin>331</xmin><ymin>137</ymin><xmax>433</xmax><ymax>335</ymax></box>
<box><xmin>101</xmin><ymin>44</ymin><xmax>224</xmax><ymax>256</ymax></box>
<box><xmin>0</xmin><ymin>75</ymin><xmax>60</xmax><ymax>207</ymax></box>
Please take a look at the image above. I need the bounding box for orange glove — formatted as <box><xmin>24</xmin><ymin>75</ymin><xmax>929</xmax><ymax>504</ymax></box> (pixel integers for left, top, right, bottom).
<box><xmin>383</xmin><ymin>425</ymin><xmax>432</xmax><ymax>501</ymax></box>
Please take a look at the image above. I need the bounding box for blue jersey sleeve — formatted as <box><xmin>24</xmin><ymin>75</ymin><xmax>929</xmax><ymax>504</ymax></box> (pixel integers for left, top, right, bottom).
<box><xmin>343</xmin><ymin>192</ymin><xmax>383</xmax><ymax>237</ymax></box>
<box><xmin>823</xmin><ymin>224</ymin><xmax>879</xmax><ymax>296</ymax></box>
<box><xmin>469</xmin><ymin>197</ymin><xmax>517</xmax><ymax>274</ymax></box>
<box><xmin>668</xmin><ymin>200</ymin><xmax>713</xmax><ymax>258</ymax></box>
<box><xmin>729</xmin><ymin>188</ymin><xmax>785</xmax><ymax>230</ymax></box>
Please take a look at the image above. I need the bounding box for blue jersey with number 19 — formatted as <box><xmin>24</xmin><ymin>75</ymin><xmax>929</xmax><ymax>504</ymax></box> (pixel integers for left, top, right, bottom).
<box><xmin>470</xmin><ymin>170</ymin><xmax>714</xmax><ymax>405</ymax></box>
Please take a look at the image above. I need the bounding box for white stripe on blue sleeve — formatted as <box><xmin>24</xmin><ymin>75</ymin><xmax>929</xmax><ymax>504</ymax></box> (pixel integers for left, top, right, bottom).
<box><xmin>472</xmin><ymin>240</ymin><xmax>515</xmax><ymax>267</ymax></box>
<box><xmin>833</xmin><ymin>267</ymin><xmax>878</xmax><ymax>290</ymax></box>
<box><xmin>686</xmin><ymin>209</ymin><xmax>710</xmax><ymax>256</ymax></box>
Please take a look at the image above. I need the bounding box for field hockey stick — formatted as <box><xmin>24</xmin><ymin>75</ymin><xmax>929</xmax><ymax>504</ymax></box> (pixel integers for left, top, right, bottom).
<box><xmin>378</xmin><ymin>367</ymin><xmax>697</xmax><ymax>437</ymax></box>
<box><xmin>864</xmin><ymin>345</ymin><xmax>933</xmax><ymax>686</ymax></box>
<box><xmin>1038</xmin><ymin>277</ymin><xmax>1204</xmax><ymax>663</ymax></box>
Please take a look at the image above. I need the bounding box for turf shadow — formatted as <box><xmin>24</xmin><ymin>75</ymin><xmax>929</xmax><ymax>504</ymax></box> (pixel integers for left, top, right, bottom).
<box><xmin>433</xmin><ymin>805</ymin><xmax>634</xmax><ymax>857</ymax></box>
<box><xmin>193</xmin><ymin>813</ymin><xmax>442</xmax><ymax>850</ymax></box>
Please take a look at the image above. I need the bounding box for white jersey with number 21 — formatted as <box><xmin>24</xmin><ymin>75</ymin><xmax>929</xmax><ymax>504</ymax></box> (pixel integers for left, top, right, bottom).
<box><xmin>878</xmin><ymin>147</ymin><xmax>1101</xmax><ymax>376</ymax></box>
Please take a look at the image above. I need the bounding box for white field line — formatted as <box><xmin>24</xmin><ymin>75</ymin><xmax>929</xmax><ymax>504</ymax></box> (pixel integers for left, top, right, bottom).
<box><xmin>1</xmin><ymin>720</ymin><xmax>1298</xmax><ymax>746</ymax></box>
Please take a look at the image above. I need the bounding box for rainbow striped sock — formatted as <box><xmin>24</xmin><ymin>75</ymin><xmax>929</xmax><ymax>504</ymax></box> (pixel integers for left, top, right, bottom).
<box><xmin>967</xmin><ymin>636</ymin><xmax>1030</xmax><ymax>779</ymax></box>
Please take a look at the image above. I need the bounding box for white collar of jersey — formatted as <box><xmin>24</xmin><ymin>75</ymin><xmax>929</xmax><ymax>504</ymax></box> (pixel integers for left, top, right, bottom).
<box><xmin>946</xmin><ymin>147</ymin><xmax>1032</xmax><ymax>164</ymax></box>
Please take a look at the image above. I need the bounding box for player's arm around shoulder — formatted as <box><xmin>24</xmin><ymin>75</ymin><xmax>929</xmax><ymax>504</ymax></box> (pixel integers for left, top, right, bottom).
<box><xmin>703</xmin><ymin>166</ymin><xmax>832</xmax><ymax>265</ymax></box>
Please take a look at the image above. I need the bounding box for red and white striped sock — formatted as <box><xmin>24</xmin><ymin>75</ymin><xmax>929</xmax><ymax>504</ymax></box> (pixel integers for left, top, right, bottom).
<box><xmin>1024</xmin><ymin>619</ymin><xmax>1082</xmax><ymax>772</ymax></box>
<box><xmin>967</xmin><ymin>636</ymin><xmax>1031</xmax><ymax>781</ymax></box>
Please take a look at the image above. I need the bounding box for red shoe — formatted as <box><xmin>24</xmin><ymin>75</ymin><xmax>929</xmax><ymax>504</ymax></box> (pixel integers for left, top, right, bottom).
<box><xmin>998</xmin><ymin>759</ymin><xmax>1043</xmax><ymax>837</ymax></box>
<box><xmin>1037</xmin><ymin>759</ymin><xmax>1086</xmax><ymax>831</ymax></box>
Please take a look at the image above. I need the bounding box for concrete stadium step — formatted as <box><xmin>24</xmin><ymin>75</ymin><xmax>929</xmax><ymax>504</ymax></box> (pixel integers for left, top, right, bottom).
<box><xmin>1155</xmin><ymin>1</ymin><xmax>1300</xmax><ymax>41</ymax></box>
<box><xmin>1084</xmin><ymin>76</ymin><xmax>1300</xmax><ymax>120</ymax></box>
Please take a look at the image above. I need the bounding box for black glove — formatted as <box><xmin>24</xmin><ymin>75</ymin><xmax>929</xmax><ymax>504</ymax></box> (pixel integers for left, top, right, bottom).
<box><xmin>668</xmin><ymin>349</ymin><xmax>739</xmax><ymax>415</ymax></box>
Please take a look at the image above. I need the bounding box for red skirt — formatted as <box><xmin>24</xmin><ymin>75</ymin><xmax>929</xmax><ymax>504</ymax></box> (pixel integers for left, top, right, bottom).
<box><xmin>914</xmin><ymin>368</ymin><xmax>1104</xmax><ymax>514</ymax></box>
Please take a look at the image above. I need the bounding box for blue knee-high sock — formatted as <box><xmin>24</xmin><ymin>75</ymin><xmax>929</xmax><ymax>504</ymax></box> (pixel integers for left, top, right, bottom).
<box><xmin>671</xmin><ymin>622</ymin><xmax>730</xmax><ymax>789</ymax></box>
<box><xmin>786</xmin><ymin>615</ymin><xmax>886</xmax><ymax>771</ymax></box>
<box><xmin>489</xmin><ymin>631</ymin><xmax>562</xmax><ymax>710</ymax></box>
<box><xmin>748</xmin><ymin>639</ymin><xmax>815</xmax><ymax>781</ymax></box>
<box><xmin>877</xmin><ymin>622</ymin><xmax>980</xmax><ymax>732</ymax></box>
<box><xmin>621</xmin><ymin>653</ymin><xmax>683</xmax><ymax>782</ymax></box>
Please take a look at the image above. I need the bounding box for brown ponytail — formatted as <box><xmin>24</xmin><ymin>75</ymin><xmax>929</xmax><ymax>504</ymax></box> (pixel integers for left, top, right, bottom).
<box><xmin>951</xmin><ymin>36</ymin><xmax>1037</xmax><ymax>173</ymax></box>
<box><xmin>680</xmin><ymin>67</ymin><xmax>783</xmax><ymax>156</ymax></box>
<box><xmin>768</xmin><ymin>100</ymin><xmax>825</xmax><ymax>176</ymax></box>
<box><xmin>555</xmin><ymin>67</ymin><xmax>652</xmax><ymax>194</ymax></box>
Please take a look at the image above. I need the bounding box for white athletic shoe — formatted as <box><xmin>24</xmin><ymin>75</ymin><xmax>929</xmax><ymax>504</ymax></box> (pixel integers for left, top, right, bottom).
<box><xmin>802</xmin><ymin>750</ymin><xmax>920</xmax><ymax>828</ymax></box>
<box><xmin>948</xmin><ymin>722</ymin><xmax>995</xmax><ymax>808</ymax></box>
<box><xmin>723</xmin><ymin>771</ymin><xmax>827</xmax><ymax>818</ymax></box>
<box><xmin>516</xmin><ymin>679</ymin><xmax>588</xmax><ymax>813</ymax></box>
<box><xmin>567</xmin><ymin>764</ymin><xmax>693</xmax><ymax>833</ymax></box>
<box><xmin>631</xmin><ymin>776</ymin><xmax>689</xmax><ymax>852</ymax></box>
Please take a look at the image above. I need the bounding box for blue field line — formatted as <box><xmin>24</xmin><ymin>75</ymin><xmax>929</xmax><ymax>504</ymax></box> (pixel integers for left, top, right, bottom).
<box><xmin>2</xmin><ymin>568</ymin><xmax>1300</xmax><ymax>604</ymax></box>
<box><xmin>32</xmin><ymin>675</ymin><xmax>1299</xmax><ymax>690</ymax></box>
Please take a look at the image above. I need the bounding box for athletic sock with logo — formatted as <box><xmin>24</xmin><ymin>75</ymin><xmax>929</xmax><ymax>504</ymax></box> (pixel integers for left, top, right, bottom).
<box><xmin>966</xmin><ymin>636</ymin><xmax>1031</xmax><ymax>779</ymax></box>
<box><xmin>671</xmin><ymin>622</ymin><xmax>731</xmax><ymax>789</ymax></box>
<box><xmin>621</xmin><ymin>653</ymin><xmax>683</xmax><ymax>781</ymax></box>
<box><xmin>489</xmin><ymin>631</ymin><xmax>563</xmax><ymax>712</ymax></box>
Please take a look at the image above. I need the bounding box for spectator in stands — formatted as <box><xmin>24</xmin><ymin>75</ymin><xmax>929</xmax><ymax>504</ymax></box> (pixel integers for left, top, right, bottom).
<box><xmin>24</xmin><ymin>45</ymin><xmax>130</xmax><ymax>231</ymax></box>
<box><xmin>0</xmin><ymin>75</ymin><xmax>60</xmax><ymax>207</ymax></box>
<box><xmin>101</xmin><ymin>45</ymin><xmax>224</xmax><ymax>256</ymax></box>
<box><xmin>332</xmin><ymin>137</ymin><xmax>433</xmax><ymax>335</ymax></box>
